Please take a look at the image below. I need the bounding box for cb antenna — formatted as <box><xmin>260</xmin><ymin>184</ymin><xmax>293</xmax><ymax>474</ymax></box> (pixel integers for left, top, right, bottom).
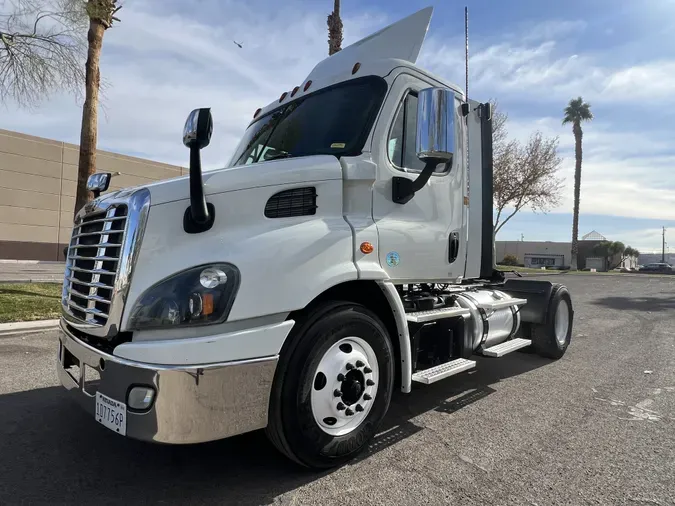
<box><xmin>465</xmin><ymin>6</ymin><xmax>469</xmax><ymax>101</ymax></box>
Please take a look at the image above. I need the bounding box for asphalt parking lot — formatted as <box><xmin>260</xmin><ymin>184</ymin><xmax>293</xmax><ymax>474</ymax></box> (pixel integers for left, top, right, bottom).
<box><xmin>1</xmin><ymin>275</ymin><xmax>674</xmax><ymax>505</ymax></box>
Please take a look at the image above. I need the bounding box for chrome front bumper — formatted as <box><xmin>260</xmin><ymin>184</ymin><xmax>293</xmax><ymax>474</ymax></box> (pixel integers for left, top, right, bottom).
<box><xmin>57</xmin><ymin>320</ymin><xmax>278</xmax><ymax>444</ymax></box>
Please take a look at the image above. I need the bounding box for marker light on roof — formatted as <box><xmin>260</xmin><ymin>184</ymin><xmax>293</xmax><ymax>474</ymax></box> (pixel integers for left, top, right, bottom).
<box><xmin>304</xmin><ymin>80</ymin><xmax>312</xmax><ymax>92</ymax></box>
<box><xmin>352</xmin><ymin>62</ymin><xmax>361</xmax><ymax>75</ymax></box>
<box><xmin>253</xmin><ymin>108</ymin><xmax>261</xmax><ymax>118</ymax></box>
<box><xmin>279</xmin><ymin>92</ymin><xmax>288</xmax><ymax>103</ymax></box>
<box><xmin>291</xmin><ymin>86</ymin><xmax>300</xmax><ymax>97</ymax></box>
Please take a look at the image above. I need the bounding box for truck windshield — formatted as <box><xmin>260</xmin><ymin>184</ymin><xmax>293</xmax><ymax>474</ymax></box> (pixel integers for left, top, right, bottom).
<box><xmin>227</xmin><ymin>76</ymin><xmax>387</xmax><ymax>167</ymax></box>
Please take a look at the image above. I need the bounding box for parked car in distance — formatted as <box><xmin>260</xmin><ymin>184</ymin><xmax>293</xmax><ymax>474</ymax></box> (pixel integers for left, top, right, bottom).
<box><xmin>639</xmin><ymin>263</ymin><xmax>673</xmax><ymax>273</ymax></box>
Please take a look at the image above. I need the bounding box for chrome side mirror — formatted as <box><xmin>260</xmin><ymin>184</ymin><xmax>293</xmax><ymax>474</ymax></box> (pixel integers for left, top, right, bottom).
<box><xmin>183</xmin><ymin>108</ymin><xmax>213</xmax><ymax>150</ymax></box>
<box><xmin>392</xmin><ymin>87</ymin><xmax>457</xmax><ymax>205</ymax></box>
<box><xmin>416</xmin><ymin>87</ymin><xmax>455</xmax><ymax>163</ymax></box>
<box><xmin>87</xmin><ymin>173</ymin><xmax>111</xmax><ymax>197</ymax></box>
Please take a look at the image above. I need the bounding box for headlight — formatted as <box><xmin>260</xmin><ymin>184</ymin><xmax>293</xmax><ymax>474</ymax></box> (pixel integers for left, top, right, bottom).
<box><xmin>128</xmin><ymin>263</ymin><xmax>240</xmax><ymax>330</ymax></box>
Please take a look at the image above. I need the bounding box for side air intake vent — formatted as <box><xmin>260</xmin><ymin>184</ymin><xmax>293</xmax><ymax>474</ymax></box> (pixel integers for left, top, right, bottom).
<box><xmin>265</xmin><ymin>187</ymin><xmax>317</xmax><ymax>218</ymax></box>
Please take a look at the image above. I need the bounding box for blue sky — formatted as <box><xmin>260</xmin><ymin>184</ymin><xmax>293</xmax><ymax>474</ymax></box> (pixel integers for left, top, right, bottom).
<box><xmin>2</xmin><ymin>0</ymin><xmax>675</xmax><ymax>253</ymax></box>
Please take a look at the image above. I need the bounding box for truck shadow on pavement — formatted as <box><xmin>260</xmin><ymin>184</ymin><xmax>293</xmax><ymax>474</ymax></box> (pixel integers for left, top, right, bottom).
<box><xmin>590</xmin><ymin>295</ymin><xmax>675</xmax><ymax>313</ymax></box>
<box><xmin>0</xmin><ymin>353</ymin><xmax>549</xmax><ymax>505</ymax></box>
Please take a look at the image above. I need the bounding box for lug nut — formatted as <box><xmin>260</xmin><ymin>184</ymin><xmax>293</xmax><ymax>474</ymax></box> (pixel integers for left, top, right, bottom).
<box><xmin>355</xmin><ymin>404</ymin><xmax>364</xmax><ymax>412</ymax></box>
<box><xmin>337</xmin><ymin>373</ymin><xmax>345</xmax><ymax>381</ymax></box>
<box><xmin>345</xmin><ymin>408</ymin><xmax>354</xmax><ymax>416</ymax></box>
<box><xmin>364</xmin><ymin>367</ymin><xmax>372</xmax><ymax>374</ymax></box>
<box><xmin>366</xmin><ymin>379</ymin><xmax>375</xmax><ymax>386</ymax></box>
<box><xmin>363</xmin><ymin>394</ymin><xmax>372</xmax><ymax>401</ymax></box>
<box><xmin>356</xmin><ymin>360</ymin><xmax>365</xmax><ymax>368</ymax></box>
<box><xmin>337</xmin><ymin>402</ymin><xmax>345</xmax><ymax>411</ymax></box>
<box><xmin>334</xmin><ymin>389</ymin><xmax>342</xmax><ymax>397</ymax></box>
<box><xmin>346</xmin><ymin>363</ymin><xmax>355</xmax><ymax>370</ymax></box>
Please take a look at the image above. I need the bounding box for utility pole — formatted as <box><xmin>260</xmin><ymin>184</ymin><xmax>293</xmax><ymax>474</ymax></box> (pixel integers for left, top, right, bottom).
<box><xmin>663</xmin><ymin>226</ymin><xmax>667</xmax><ymax>263</ymax></box>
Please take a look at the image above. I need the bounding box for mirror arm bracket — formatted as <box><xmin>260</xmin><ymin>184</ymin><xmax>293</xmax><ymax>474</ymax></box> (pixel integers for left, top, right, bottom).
<box><xmin>392</xmin><ymin>158</ymin><xmax>443</xmax><ymax>205</ymax></box>
<box><xmin>184</xmin><ymin>146</ymin><xmax>215</xmax><ymax>233</ymax></box>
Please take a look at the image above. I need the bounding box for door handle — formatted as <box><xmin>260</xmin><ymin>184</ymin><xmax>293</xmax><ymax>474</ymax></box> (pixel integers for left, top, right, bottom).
<box><xmin>449</xmin><ymin>232</ymin><xmax>460</xmax><ymax>263</ymax></box>
<box><xmin>449</xmin><ymin>232</ymin><xmax>459</xmax><ymax>263</ymax></box>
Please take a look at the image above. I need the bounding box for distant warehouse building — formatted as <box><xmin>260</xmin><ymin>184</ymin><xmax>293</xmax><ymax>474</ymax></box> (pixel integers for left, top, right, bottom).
<box><xmin>495</xmin><ymin>241</ymin><xmax>571</xmax><ymax>268</ymax></box>
<box><xmin>0</xmin><ymin>128</ymin><xmax>186</xmax><ymax>261</ymax></box>
<box><xmin>496</xmin><ymin>231</ymin><xmax>638</xmax><ymax>271</ymax></box>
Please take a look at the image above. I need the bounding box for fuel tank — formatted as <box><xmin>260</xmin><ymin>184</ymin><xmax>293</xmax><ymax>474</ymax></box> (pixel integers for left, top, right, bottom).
<box><xmin>454</xmin><ymin>290</ymin><xmax>521</xmax><ymax>351</ymax></box>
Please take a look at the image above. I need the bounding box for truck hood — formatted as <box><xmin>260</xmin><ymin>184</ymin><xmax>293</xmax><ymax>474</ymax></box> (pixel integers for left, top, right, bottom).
<box><xmin>122</xmin><ymin>155</ymin><xmax>344</xmax><ymax>206</ymax></box>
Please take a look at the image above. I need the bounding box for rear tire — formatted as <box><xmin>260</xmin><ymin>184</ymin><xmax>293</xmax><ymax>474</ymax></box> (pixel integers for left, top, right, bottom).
<box><xmin>266</xmin><ymin>301</ymin><xmax>395</xmax><ymax>469</ymax></box>
<box><xmin>531</xmin><ymin>284</ymin><xmax>573</xmax><ymax>359</ymax></box>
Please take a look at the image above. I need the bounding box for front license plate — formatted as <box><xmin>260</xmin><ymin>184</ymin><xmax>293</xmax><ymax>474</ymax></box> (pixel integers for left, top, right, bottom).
<box><xmin>95</xmin><ymin>392</ymin><xmax>127</xmax><ymax>436</ymax></box>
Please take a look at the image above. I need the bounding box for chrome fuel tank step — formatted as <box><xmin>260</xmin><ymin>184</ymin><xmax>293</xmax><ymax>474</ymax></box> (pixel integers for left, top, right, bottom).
<box><xmin>481</xmin><ymin>338</ymin><xmax>532</xmax><ymax>357</ymax></box>
<box><xmin>411</xmin><ymin>358</ymin><xmax>476</xmax><ymax>384</ymax></box>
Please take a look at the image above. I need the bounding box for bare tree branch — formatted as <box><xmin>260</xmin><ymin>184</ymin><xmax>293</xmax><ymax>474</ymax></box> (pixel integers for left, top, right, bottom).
<box><xmin>0</xmin><ymin>0</ymin><xmax>88</xmax><ymax>108</ymax></box>
<box><xmin>492</xmin><ymin>102</ymin><xmax>565</xmax><ymax>235</ymax></box>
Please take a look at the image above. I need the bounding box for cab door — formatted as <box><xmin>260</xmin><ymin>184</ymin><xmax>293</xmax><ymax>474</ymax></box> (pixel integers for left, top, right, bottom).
<box><xmin>371</xmin><ymin>72</ymin><xmax>466</xmax><ymax>282</ymax></box>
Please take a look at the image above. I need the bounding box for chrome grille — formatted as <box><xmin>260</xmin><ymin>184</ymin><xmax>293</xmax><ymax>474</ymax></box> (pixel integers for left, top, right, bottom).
<box><xmin>61</xmin><ymin>187</ymin><xmax>151</xmax><ymax>339</ymax></box>
<box><xmin>63</xmin><ymin>205</ymin><xmax>128</xmax><ymax>325</ymax></box>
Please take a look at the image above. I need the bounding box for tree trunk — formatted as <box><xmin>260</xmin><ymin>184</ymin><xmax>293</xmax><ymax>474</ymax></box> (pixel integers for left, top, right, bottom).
<box><xmin>327</xmin><ymin>0</ymin><xmax>343</xmax><ymax>56</ymax></box>
<box><xmin>74</xmin><ymin>19</ymin><xmax>105</xmax><ymax>219</ymax></box>
<box><xmin>570</xmin><ymin>122</ymin><xmax>583</xmax><ymax>270</ymax></box>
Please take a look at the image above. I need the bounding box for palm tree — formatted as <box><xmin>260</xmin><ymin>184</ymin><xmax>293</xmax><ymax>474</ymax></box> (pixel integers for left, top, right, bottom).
<box><xmin>74</xmin><ymin>0</ymin><xmax>121</xmax><ymax>218</ymax></box>
<box><xmin>327</xmin><ymin>0</ymin><xmax>343</xmax><ymax>55</ymax></box>
<box><xmin>562</xmin><ymin>97</ymin><xmax>593</xmax><ymax>270</ymax></box>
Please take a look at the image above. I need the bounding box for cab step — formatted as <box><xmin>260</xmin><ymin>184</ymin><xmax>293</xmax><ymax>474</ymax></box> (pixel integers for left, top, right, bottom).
<box><xmin>406</xmin><ymin>306</ymin><xmax>471</xmax><ymax>323</ymax></box>
<box><xmin>411</xmin><ymin>358</ymin><xmax>476</xmax><ymax>384</ymax></box>
<box><xmin>481</xmin><ymin>338</ymin><xmax>532</xmax><ymax>357</ymax></box>
<box><xmin>476</xmin><ymin>298</ymin><xmax>528</xmax><ymax>311</ymax></box>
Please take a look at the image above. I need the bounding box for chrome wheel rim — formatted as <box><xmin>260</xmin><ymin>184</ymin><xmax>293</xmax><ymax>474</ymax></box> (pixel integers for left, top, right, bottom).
<box><xmin>554</xmin><ymin>299</ymin><xmax>570</xmax><ymax>346</ymax></box>
<box><xmin>310</xmin><ymin>336</ymin><xmax>379</xmax><ymax>436</ymax></box>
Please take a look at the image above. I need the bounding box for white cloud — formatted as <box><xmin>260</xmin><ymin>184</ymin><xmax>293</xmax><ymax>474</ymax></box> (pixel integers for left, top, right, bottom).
<box><xmin>518</xmin><ymin>19</ymin><xmax>587</xmax><ymax>43</ymax></box>
<box><xmin>499</xmin><ymin>115</ymin><xmax>675</xmax><ymax>221</ymax></box>
<box><xmin>421</xmin><ymin>24</ymin><xmax>675</xmax><ymax>106</ymax></box>
<box><xmin>603</xmin><ymin>61</ymin><xmax>675</xmax><ymax>101</ymax></box>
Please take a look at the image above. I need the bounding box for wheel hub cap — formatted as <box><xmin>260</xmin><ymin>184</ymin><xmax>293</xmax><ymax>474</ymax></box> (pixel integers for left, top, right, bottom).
<box><xmin>341</xmin><ymin>370</ymin><xmax>365</xmax><ymax>405</ymax></box>
<box><xmin>554</xmin><ymin>299</ymin><xmax>570</xmax><ymax>346</ymax></box>
<box><xmin>310</xmin><ymin>336</ymin><xmax>379</xmax><ymax>436</ymax></box>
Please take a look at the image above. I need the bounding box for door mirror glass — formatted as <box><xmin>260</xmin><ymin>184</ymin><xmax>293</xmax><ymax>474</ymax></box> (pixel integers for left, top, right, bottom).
<box><xmin>183</xmin><ymin>108</ymin><xmax>213</xmax><ymax>150</ymax></box>
<box><xmin>86</xmin><ymin>173</ymin><xmax>111</xmax><ymax>193</ymax></box>
<box><xmin>415</xmin><ymin>87</ymin><xmax>455</xmax><ymax>163</ymax></box>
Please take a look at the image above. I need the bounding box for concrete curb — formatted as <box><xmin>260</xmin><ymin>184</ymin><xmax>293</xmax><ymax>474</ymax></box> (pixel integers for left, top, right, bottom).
<box><xmin>0</xmin><ymin>279</ymin><xmax>62</xmax><ymax>284</ymax></box>
<box><xmin>0</xmin><ymin>260</ymin><xmax>64</xmax><ymax>265</ymax></box>
<box><xmin>0</xmin><ymin>319</ymin><xmax>59</xmax><ymax>337</ymax></box>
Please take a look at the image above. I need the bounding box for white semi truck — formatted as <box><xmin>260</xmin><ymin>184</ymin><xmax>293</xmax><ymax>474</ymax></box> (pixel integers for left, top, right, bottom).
<box><xmin>57</xmin><ymin>6</ymin><xmax>574</xmax><ymax>469</ymax></box>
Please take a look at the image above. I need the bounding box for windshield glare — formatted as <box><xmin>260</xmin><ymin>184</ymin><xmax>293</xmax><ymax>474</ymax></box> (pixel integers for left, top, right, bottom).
<box><xmin>228</xmin><ymin>76</ymin><xmax>387</xmax><ymax>167</ymax></box>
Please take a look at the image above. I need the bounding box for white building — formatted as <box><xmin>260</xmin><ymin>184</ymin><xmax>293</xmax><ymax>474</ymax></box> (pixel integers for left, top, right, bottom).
<box><xmin>496</xmin><ymin>231</ymin><xmax>639</xmax><ymax>271</ymax></box>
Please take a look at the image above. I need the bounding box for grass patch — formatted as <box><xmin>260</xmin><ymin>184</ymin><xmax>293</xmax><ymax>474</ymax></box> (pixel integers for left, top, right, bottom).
<box><xmin>0</xmin><ymin>283</ymin><xmax>62</xmax><ymax>324</ymax></box>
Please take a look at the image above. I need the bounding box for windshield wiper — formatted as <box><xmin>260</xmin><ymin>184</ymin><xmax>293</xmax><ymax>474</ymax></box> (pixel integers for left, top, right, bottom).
<box><xmin>264</xmin><ymin>152</ymin><xmax>293</xmax><ymax>161</ymax></box>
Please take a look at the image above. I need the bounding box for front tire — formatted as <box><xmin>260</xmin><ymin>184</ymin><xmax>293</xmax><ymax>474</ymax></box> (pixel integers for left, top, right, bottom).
<box><xmin>531</xmin><ymin>284</ymin><xmax>573</xmax><ymax>359</ymax></box>
<box><xmin>266</xmin><ymin>301</ymin><xmax>395</xmax><ymax>469</ymax></box>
